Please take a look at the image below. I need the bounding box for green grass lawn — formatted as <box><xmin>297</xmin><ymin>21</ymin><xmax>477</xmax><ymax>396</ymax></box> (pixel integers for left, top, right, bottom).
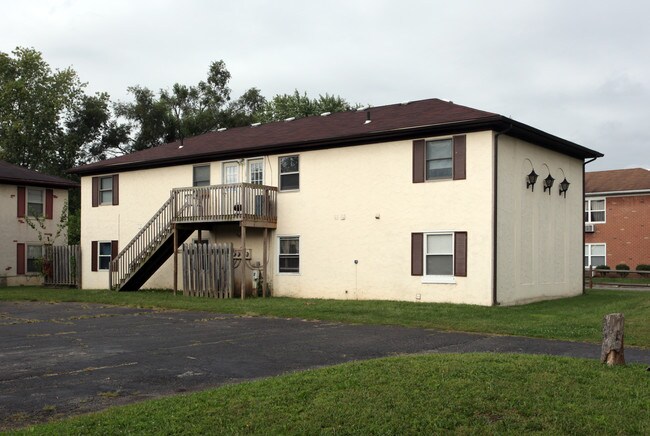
<box><xmin>15</xmin><ymin>353</ymin><xmax>650</xmax><ymax>435</ymax></box>
<box><xmin>1</xmin><ymin>287</ymin><xmax>649</xmax><ymax>347</ymax></box>
<box><xmin>592</xmin><ymin>276</ymin><xmax>650</xmax><ymax>284</ymax></box>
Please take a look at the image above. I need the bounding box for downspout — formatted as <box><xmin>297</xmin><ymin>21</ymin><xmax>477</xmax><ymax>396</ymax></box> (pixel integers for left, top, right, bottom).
<box><xmin>492</xmin><ymin>125</ymin><xmax>513</xmax><ymax>306</ymax></box>
<box><xmin>583</xmin><ymin>157</ymin><xmax>599</xmax><ymax>294</ymax></box>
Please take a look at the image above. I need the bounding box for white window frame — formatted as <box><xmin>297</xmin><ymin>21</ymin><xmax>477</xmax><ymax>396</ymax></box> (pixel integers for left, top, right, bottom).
<box><xmin>99</xmin><ymin>176</ymin><xmax>113</xmax><ymax>205</ymax></box>
<box><xmin>26</xmin><ymin>244</ymin><xmax>43</xmax><ymax>274</ymax></box>
<box><xmin>422</xmin><ymin>232</ymin><xmax>455</xmax><ymax>284</ymax></box>
<box><xmin>585</xmin><ymin>197</ymin><xmax>606</xmax><ymax>224</ymax></box>
<box><xmin>425</xmin><ymin>138</ymin><xmax>453</xmax><ymax>181</ymax></box>
<box><xmin>193</xmin><ymin>164</ymin><xmax>211</xmax><ymax>187</ymax></box>
<box><xmin>98</xmin><ymin>241</ymin><xmax>113</xmax><ymax>271</ymax></box>
<box><xmin>27</xmin><ymin>188</ymin><xmax>44</xmax><ymax>217</ymax></box>
<box><xmin>585</xmin><ymin>243</ymin><xmax>606</xmax><ymax>268</ymax></box>
<box><xmin>278</xmin><ymin>235</ymin><xmax>300</xmax><ymax>274</ymax></box>
<box><xmin>248</xmin><ymin>158</ymin><xmax>264</xmax><ymax>185</ymax></box>
<box><xmin>279</xmin><ymin>155</ymin><xmax>300</xmax><ymax>192</ymax></box>
<box><xmin>222</xmin><ymin>161</ymin><xmax>241</xmax><ymax>184</ymax></box>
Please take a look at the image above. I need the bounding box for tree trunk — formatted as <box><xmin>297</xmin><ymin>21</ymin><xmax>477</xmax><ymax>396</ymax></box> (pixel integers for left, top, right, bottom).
<box><xmin>601</xmin><ymin>313</ymin><xmax>625</xmax><ymax>366</ymax></box>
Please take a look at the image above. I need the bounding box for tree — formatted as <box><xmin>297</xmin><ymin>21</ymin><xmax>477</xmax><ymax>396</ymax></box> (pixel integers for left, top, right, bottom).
<box><xmin>0</xmin><ymin>47</ymin><xmax>127</xmax><ymax>173</ymax></box>
<box><xmin>256</xmin><ymin>90</ymin><xmax>357</xmax><ymax>123</ymax></box>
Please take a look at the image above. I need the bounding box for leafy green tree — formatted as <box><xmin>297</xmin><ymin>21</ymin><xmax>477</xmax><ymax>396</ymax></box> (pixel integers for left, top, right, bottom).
<box><xmin>256</xmin><ymin>90</ymin><xmax>357</xmax><ymax>123</ymax></box>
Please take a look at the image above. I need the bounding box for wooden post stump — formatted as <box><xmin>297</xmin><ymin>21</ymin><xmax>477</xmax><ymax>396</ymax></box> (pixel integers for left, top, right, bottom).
<box><xmin>601</xmin><ymin>313</ymin><xmax>625</xmax><ymax>366</ymax></box>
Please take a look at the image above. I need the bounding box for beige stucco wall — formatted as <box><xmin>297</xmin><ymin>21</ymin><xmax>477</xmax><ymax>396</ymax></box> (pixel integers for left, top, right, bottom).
<box><xmin>0</xmin><ymin>184</ymin><xmax>69</xmax><ymax>287</ymax></box>
<box><xmin>81</xmin><ymin>132</ymin><xmax>496</xmax><ymax>305</ymax></box>
<box><xmin>496</xmin><ymin>136</ymin><xmax>584</xmax><ymax>305</ymax></box>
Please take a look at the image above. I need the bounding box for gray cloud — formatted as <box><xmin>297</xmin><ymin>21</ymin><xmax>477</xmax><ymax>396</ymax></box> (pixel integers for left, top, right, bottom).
<box><xmin>2</xmin><ymin>0</ymin><xmax>648</xmax><ymax>170</ymax></box>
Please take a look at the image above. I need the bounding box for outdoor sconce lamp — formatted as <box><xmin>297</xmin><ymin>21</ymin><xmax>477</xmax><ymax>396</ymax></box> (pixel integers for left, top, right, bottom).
<box><xmin>526</xmin><ymin>169</ymin><xmax>539</xmax><ymax>191</ymax></box>
<box><xmin>543</xmin><ymin>174</ymin><xmax>555</xmax><ymax>195</ymax></box>
<box><xmin>559</xmin><ymin>178</ymin><xmax>570</xmax><ymax>197</ymax></box>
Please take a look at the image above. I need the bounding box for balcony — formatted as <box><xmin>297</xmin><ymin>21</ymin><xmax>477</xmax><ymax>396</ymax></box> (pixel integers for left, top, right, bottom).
<box><xmin>172</xmin><ymin>183</ymin><xmax>277</xmax><ymax>228</ymax></box>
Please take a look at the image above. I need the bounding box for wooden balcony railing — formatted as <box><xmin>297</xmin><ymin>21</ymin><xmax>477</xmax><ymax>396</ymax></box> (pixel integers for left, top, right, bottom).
<box><xmin>172</xmin><ymin>183</ymin><xmax>277</xmax><ymax>224</ymax></box>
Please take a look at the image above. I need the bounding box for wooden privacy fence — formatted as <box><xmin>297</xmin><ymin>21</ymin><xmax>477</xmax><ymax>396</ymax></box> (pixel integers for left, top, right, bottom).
<box><xmin>44</xmin><ymin>244</ymin><xmax>80</xmax><ymax>287</ymax></box>
<box><xmin>182</xmin><ymin>242</ymin><xmax>234</xmax><ymax>298</ymax></box>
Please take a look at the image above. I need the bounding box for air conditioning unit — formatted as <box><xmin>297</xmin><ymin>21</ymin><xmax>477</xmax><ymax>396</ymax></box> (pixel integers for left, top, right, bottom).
<box><xmin>585</xmin><ymin>223</ymin><xmax>595</xmax><ymax>233</ymax></box>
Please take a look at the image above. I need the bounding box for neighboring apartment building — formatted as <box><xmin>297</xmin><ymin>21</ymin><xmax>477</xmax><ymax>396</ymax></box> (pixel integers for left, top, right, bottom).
<box><xmin>70</xmin><ymin>98</ymin><xmax>601</xmax><ymax>306</ymax></box>
<box><xmin>585</xmin><ymin>168</ymin><xmax>650</xmax><ymax>269</ymax></box>
<box><xmin>0</xmin><ymin>160</ymin><xmax>79</xmax><ymax>286</ymax></box>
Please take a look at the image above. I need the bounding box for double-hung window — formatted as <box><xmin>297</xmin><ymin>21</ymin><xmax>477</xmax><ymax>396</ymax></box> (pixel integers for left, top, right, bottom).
<box><xmin>279</xmin><ymin>155</ymin><xmax>299</xmax><ymax>191</ymax></box>
<box><xmin>426</xmin><ymin>139</ymin><xmax>453</xmax><ymax>180</ymax></box>
<box><xmin>248</xmin><ymin>158</ymin><xmax>264</xmax><ymax>185</ymax></box>
<box><xmin>99</xmin><ymin>176</ymin><xmax>113</xmax><ymax>205</ymax></box>
<box><xmin>585</xmin><ymin>198</ymin><xmax>605</xmax><ymax>223</ymax></box>
<box><xmin>26</xmin><ymin>244</ymin><xmax>43</xmax><ymax>274</ymax></box>
<box><xmin>278</xmin><ymin>236</ymin><xmax>300</xmax><ymax>273</ymax></box>
<box><xmin>98</xmin><ymin>242</ymin><xmax>113</xmax><ymax>270</ymax></box>
<box><xmin>27</xmin><ymin>188</ymin><xmax>44</xmax><ymax>216</ymax></box>
<box><xmin>585</xmin><ymin>243</ymin><xmax>606</xmax><ymax>268</ymax></box>
<box><xmin>193</xmin><ymin>165</ymin><xmax>210</xmax><ymax>187</ymax></box>
<box><xmin>424</xmin><ymin>233</ymin><xmax>454</xmax><ymax>280</ymax></box>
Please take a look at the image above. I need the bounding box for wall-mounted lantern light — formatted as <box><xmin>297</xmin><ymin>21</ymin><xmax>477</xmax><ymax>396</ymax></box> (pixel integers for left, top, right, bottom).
<box><xmin>526</xmin><ymin>170</ymin><xmax>539</xmax><ymax>191</ymax></box>
<box><xmin>559</xmin><ymin>178</ymin><xmax>570</xmax><ymax>197</ymax></box>
<box><xmin>543</xmin><ymin>174</ymin><xmax>555</xmax><ymax>195</ymax></box>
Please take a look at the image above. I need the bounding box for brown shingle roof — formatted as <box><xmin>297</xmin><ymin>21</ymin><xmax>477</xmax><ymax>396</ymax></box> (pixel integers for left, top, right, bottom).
<box><xmin>585</xmin><ymin>168</ymin><xmax>650</xmax><ymax>193</ymax></box>
<box><xmin>70</xmin><ymin>98</ymin><xmax>602</xmax><ymax>175</ymax></box>
<box><xmin>0</xmin><ymin>160</ymin><xmax>79</xmax><ymax>188</ymax></box>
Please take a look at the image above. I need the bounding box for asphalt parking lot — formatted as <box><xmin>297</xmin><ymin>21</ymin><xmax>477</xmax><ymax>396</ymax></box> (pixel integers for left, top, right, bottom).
<box><xmin>1</xmin><ymin>301</ymin><xmax>649</xmax><ymax>430</ymax></box>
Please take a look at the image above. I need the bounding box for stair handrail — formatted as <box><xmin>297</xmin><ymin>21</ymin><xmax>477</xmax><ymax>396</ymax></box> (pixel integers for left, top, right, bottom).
<box><xmin>110</xmin><ymin>194</ymin><xmax>176</xmax><ymax>289</ymax></box>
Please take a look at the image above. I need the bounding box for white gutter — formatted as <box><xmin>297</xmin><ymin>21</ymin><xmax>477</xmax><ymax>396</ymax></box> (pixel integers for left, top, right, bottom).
<box><xmin>586</xmin><ymin>189</ymin><xmax>650</xmax><ymax>197</ymax></box>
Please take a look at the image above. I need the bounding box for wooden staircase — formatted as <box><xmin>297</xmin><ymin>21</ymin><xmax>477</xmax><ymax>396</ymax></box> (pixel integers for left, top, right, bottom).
<box><xmin>110</xmin><ymin>184</ymin><xmax>277</xmax><ymax>292</ymax></box>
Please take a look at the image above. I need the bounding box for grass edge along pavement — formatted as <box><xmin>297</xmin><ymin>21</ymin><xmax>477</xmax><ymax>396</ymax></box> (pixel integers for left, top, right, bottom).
<box><xmin>14</xmin><ymin>353</ymin><xmax>650</xmax><ymax>435</ymax></box>
<box><xmin>0</xmin><ymin>287</ymin><xmax>649</xmax><ymax>347</ymax></box>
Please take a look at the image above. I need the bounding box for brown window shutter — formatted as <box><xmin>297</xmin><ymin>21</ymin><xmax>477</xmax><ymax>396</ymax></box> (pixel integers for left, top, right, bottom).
<box><xmin>111</xmin><ymin>240</ymin><xmax>119</xmax><ymax>259</ymax></box>
<box><xmin>91</xmin><ymin>241</ymin><xmax>98</xmax><ymax>272</ymax></box>
<box><xmin>45</xmin><ymin>189</ymin><xmax>54</xmax><ymax>219</ymax></box>
<box><xmin>411</xmin><ymin>233</ymin><xmax>424</xmax><ymax>276</ymax></box>
<box><xmin>453</xmin><ymin>135</ymin><xmax>466</xmax><ymax>180</ymax></box>
<box><xmin>112</xmin><ymin>174</ymin><xmax>119</xmax><ymax>205</ymax></box>
<box><xmin>17</xmin><ymin>187</ymin><xmax>26</xmax><ymax>217</ymax></box>
<box><xmin>16</xmin><ymin>243</ymin><xmax>26</xmax><ymax>275</ymax></box>
<box><xmin>92</xmin><ymin>177</ymin><xmax>99</xmax><ymax>207</ymax></box>
<box><xmin>454</xmin><ymin>231</ymin><xmax>468</xmax><ymax>277</ymax></box>
<box><xmin>412</xmin><ymin>140</ymin><xmax>425</xmax><ymax>183</ymax></box>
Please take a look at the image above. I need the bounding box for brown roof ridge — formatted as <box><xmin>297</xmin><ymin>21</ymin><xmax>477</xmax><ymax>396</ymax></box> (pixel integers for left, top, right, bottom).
<box><xmin>69</xmin><ymin>97</ymin><xmax>600</xmax><ymax>176</ymax></box>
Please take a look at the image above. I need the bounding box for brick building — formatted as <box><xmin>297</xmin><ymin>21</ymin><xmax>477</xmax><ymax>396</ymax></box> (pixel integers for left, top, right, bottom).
<box><xmin>585</xmin><ymin>168</ymin><xmax>650</xmax><ymax>268</ymax></box>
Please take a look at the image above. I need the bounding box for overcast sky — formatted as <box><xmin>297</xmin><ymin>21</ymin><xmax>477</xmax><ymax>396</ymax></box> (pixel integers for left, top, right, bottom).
<box><xmin>2</xmin><ymin>0</ymin><xmax>648</xmax><ymax>171</ymax></box>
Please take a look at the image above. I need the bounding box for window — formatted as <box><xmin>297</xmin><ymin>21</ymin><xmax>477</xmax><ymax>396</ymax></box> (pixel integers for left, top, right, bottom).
<box><xmin>248</xmin><ymin>158</ymin><xmax>264</xmax><ymax>185</ymax></box>
<box><xmin>278</xmin><ymin>236</ymin><xmax>299</xmax><ymax>273</ymax></box>
<box><xmin>413</xmin><ymin>135</ymin><xmax>465</xmax><ymax>183</ymax></box>
<box><xmin>99</xmin><ymin>176</ymin><xmax>113</xmax><ymax>205</ymax></box>
<box><xmin>426</xmin><ymin>139</ymin><xmax>453</xmax><ymax>180</ymax></box>
<box><xmin>425</xmin><ymin>233</ymin><xmax>454</xmax><ymax>276</ymax></box>
<box><xmin>26</xmin><ymin>244</ymin><xmax>43</xmax><ymax>274</ymax></box>
<box><xmin>98</xmin><ymin>242</ymin><xmax>113</xmax><ymax>270</ymax></box>
<box><xmin>279</xmin><ymin>155</ymin><xmax>299</xmax><ymax>191</ymax></box>
<box><xmin>27</xmin><ymin>188</ymin><xmax>44</xmax><ymax>216</ymax></box>
<box><xmin>411</xmin><ymin>231</ymin><xmax>466</xmax><ymax>279</ymax></box>
<box><xmin>193</xmin><ymin>165</ymin><xmax>210</xmax><ymax>187</ymax></box>
<box><xmin>585</xmin><ymin>198</ymin><xmax>605</xmax><ymax>223</ymax></box>
<box><xmin>223</xmin><ymin>162</ymin><xmax>240</xmax><ymax>184</ymax></box>
<box><xmin>92</xmin><ymin>175</ymin><xmax>118</xmax><ymax>207</ymax></box>
<box><xmin>585</xmin><ymin>243</ymin><xmax>606</xmax><ymax>268</ymax></box>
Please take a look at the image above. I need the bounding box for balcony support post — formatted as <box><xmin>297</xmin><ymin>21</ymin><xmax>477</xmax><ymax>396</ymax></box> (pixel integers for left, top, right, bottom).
<box><xmin>173</xmin><ymin>223</ymin><xmax>178</xmax><ymax>296</ymax></box>
<box><xmin>263</xmin><ymin>227</ymin><xmax>268</xmax><ymax>298</ymax></box>
<box><xmin>240</xmin><ymin>224</ymin><xmax>247</xmax><ymax>300</ymax></box>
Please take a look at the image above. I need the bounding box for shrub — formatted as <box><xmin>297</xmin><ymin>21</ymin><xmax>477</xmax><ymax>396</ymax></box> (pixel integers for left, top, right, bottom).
<box><xmin>594</xmin><ymin>265</ymin><xmax>610</xmax><ymax>278</ymax></box>
<box><xmin>616</xmin><ymin>263</ymin><xmax>630</xmax><ymax>278</ymax></box>
<box><xmin>636</xmin><ymin>264</ymin><xmax>650</xmax><ymax>271</ymax></box>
